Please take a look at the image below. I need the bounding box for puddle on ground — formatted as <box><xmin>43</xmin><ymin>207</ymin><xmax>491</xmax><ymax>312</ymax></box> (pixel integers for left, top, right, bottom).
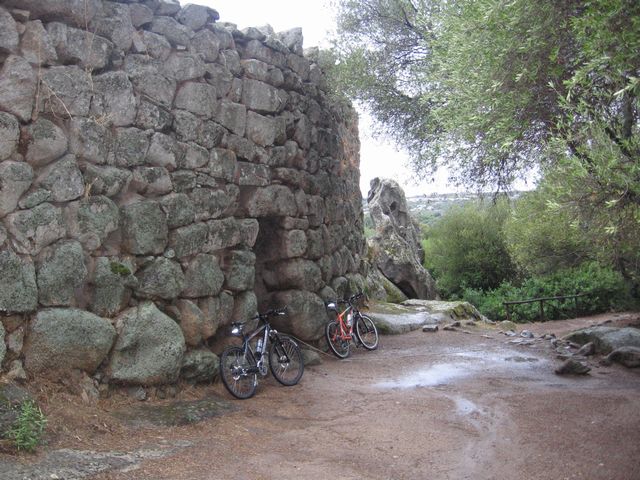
<box><xmin>375</xmin><ymin>363</ymin><xmax>470</xmax><ymax>389</ymax></box>
<box><xmin>453</xmin><ymin>396</ymin><xmax>480</xmax><ymax>415</ymax></box>
<box><xmin>375</xmin><ymin>349</ymin><xmax>548</xmax><ymax>389</ymax></box>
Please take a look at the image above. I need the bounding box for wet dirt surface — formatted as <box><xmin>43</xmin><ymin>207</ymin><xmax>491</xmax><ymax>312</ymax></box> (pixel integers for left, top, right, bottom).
<box><xmin>2</xmin><ymin>314</ymin><xmax>640</xmax><ymax>480</ymax></box>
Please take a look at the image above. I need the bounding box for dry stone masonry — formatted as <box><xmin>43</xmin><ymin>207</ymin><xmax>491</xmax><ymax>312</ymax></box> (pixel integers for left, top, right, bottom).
<box><xmin>0</xmin><ymin>0</ymin><xmax>366</xmax><ymax>387</ymax></box>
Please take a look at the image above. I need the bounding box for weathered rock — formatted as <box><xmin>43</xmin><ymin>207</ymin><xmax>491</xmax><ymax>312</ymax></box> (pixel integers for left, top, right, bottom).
<box><xmin>241</xmin><ymin>78</ymin><xmax>287</xmax><ymax>113</ymax></box>
<box><xmin>121</xmin><ymin>201</ymin><xmax>168</xmax><ymax>255</ymax></box>
<box><xmin>190</xmin><ymin>29</ymin><xmax>220</xmax><ymax>62</ymax></box>
<box><xmin>604</xmin><ymin>346</ymin><xmax>640</xmax><ymax>368</ymax></box>
<box><xmin>0</xmin><ymin>55</ymin><xmax>37</xmax><ymax>122</ymax></box>
<box><xmin>225</xmin><ymin>250</ymin><xmax>256</xmax><ymax>292</ymax></box>
<box><xmin>135</xmin><ymin>257</ymin><xmax>185</xmax><ymax>300</ymax></box>
<box><xmin>0</xmin><ymin>6</ymin><xmax>19</xmax><ymax>54</ymax></box>
<box><xmin>0</xmin><ymin>249</ymin><xmax>38</xmax><ymax>313</ymax></box>
<box><xmin>0</xmin><ymin>112</ymin><xmax>20</xmax><ymax>161</ymax></box>
<box><xmin>367</xmin><ymin>178</ymin><xmax>437</xmax><ymax>299</ymax></box>
<box><xmin>575</xmin><ymin>341</ymin><xmax>596</xmax><ymax>357</ymax></box>
<box><xmin>150</xmin><ymin>16</ymin><xmax>194</xmax><ymax>47</ymax></box>
<box><xmin>174</xmin><ymin>299</ymin><xmax>205</xmax><ymax>346</ymax></box>
<box><xmin>163</xmin><ymin>52</ymin><xmax>205</xmax><ymax>82</ymax></box>
<box><xmin>555</xmin><ymin>358</ymin><xmax>591</xmax><ymax>375</ymax></box>
<box><xmin>174</xmin><ymin>82</ymin><xmax>217</xmax><ymax>118</ymax></box>
<box><xmin>131</xmin><ymin>166</ymin><xmax>173</xmax><ymax>195</ymax></box>
<box><xmin>198</xmin><ymin>292</ymin><xmax>232</xmax><ymax>336</ymax></box>
<box><xmin>109</xmin><ymin>302</ymin><xmax>186</xmax><ymax>385</ymax></box>
<box><xmin>209</xmin><ymin>148</ymin><xmax>237</xmax><ymax>182</ymax></box>
<box><xmin>90</xmin><ymin>257</ymin><xmax>137</xmax><ymax>317</ymax></box>
<box><xmin>65</xmin><ymin>196</ymin><xmax>120</xmax><ymax>251</ymax></box>
<box><xmin>5</xmin><ymin>203</ymin><xmax>66</xmax><ymax>255</ymax></box>
<box><xmin>90</xmin><ymin>1</ymin><xmax>135</xmax><ymax>51</ymax></box>
<box><xmin>217</xmin><ymin>101</ymin><xmax>246</xmax><ymax>136</ymax></box>
<box><xmin>182</xmin><ymin>254</ymin><xmax>224</xmax><ymax>298</ymax></box>
<box><xmin>178</xmin><ymin>142</ymin><xmax>209</xmax><ymax>170</ymax></box>
<box><xmin>69</xmin><ymin>118</ymin><xmax>112</xmax><ymax>165</ymax></box>
<box><xmin>239</xmin><ymin>185</ymin><xmax>297</xmax><ymax>217</ymax></box>
<box><xmin>38</xmin><ymin>65</ymin><xmax>92</xmax><ymax>118</ymax></box>
<box><xmin>160</xmin><ymin>193</ymin><xmax>195</xmax><ymax>228</ymax></box>
<box><xmin>1</xmin><ymin>0</ymin><xmax>102</xmax><ymax>29</ymax></box>
<box><xmin>0</xmin><ymin>316</ymin><xmax>7</xmax><ymax>365</ymax></box>
<box><xmin>20</xmin><ymin>20</ymin><xmax>58</xmax><ymax>65</ymax></box>
<box><xmin>115</xmin><ymin>127</ymin><xmax>150</xmax><ymax>167</ymax></box>
<box><xmin>24</xmin><ymin>308</ymin><xmax>116</xmax><ymax>374</ymax></box>
<box><xmin>90</xmin><ymin>71</ymin><xmax>137</xmax><ymax>127</ymax></box>
<box><xmin>230</xmin><ymin>290</ymin><xmax>257</xmax><ymax>323</ymax></box>
<box><xmin>190</xmin><ymin>187</ymin><xmax>233</xmax><ymax>221</ymax></box>
<box><xmin>176</xmin><ymin>3</ymin><xmax>218</xmax><ymax>30</ymax></box>
<box><xmin>36</xmin><ymin>154</ymin><xmax>84</xmax><ymax>202</ymax></box>
<box><xmin>180</xmin><ymin>349</ymin><xmax>219</xmax><ymax>383</ymax></box>
<box><xmin>36</xmin><ymin>240</ymin><xmax>87</xmax><ymax>306</ymax></box>
<box><xmin>83</xmin><ymin>165</ymin><xmax>131</xmax><ymax>197</ymax></box>
<box><xmin>169</xmin><ymin>222</ymin><xmax>208</xmax><ymax>259</ymax></box>
<box><xmin>47</xmin><ymin>22</ymin><xmax>113</xmax><ymax>70</ymax></box>
<box><xmin>267</xmin><ymin>290</ymin><xmax>326</xmax><ymax>341</ymax></box>
<box><xmin>564</xmin><ymin>326</ymin><xmax>640</xmax><ymax>355</ymax></box>
<box><xmin>0</xmin><ymin>161</ymin><xmax>33</xmax><ymax>218</ymax></box>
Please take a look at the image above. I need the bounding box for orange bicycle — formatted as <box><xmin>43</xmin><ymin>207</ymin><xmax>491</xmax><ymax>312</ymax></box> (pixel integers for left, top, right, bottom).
<box><xmin>325</xmin><ymin>292</ymin><xmax>379</xmax><ymax>358</ymax></box>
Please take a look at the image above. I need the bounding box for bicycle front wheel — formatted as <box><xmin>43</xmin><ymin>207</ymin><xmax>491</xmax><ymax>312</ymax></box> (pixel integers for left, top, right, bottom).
<box><xmin>220</xmin><ymin>346</ymin><xmax>257</xmax><ymax>399</ymax></box>
<box><xmin>325</xmin><ymin>321</ymin><xmax>350</xmax><ymax>358</ymax></box>
<box><xmin>355</xmin><ymin>314</ymin><xmax>379</xmax><ymax>350</ymax></box>
<box><xmin>269</xmin><ymin>335</ymin><xmax>304</xmax><ymax>386</ymax></box>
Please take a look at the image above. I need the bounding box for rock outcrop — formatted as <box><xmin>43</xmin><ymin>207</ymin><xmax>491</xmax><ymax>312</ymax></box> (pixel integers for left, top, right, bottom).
<box><xmin>0</xmin><ymin>0</ymin><xmax>365</xmax><ymax>389</ymax></box>
<box><xmin>366</xmin><ymin>178</ymin><xmax>437</xmax><ymax>300</ymax></box>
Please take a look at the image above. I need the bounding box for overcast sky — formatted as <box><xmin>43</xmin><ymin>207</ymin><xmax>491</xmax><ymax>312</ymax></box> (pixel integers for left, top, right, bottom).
<box><xmin>197</xmin><ymin>0</ymin><xmax>460</xmax><ymax>197</ymax></box>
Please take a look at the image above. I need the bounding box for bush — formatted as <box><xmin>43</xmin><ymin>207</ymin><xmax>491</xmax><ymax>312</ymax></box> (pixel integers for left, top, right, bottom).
<box><xmin>423</xmin><ymin>199</ymin><xmax>518</xmax><ymax>297</ymax></box>
<box><xmin>462</xmin><ymin>263</ymin><xmax>635</xmax><ymax>322</ymax></box>
<box><xmin>5</xmin><ymin>400</ymin><xmax>47</xmax><ymax>452</ymax></box>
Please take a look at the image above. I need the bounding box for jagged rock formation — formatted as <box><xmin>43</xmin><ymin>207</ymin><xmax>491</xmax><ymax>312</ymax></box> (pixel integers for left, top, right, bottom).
<box><xmin>366</xmin><ymin>178</ymin><xmax>437</xmax><ymax>300</ymax></box>
<box><xmin>0</xmin><ymin>0</ymin><xmax>365</xmax><ymax>388</ymax></box>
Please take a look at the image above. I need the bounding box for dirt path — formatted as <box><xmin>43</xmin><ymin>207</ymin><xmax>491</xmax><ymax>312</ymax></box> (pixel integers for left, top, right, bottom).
<box><xmin>3</xmin><ymin>314</ymin><xmax>640</xmax><ymax>480</ymax></box>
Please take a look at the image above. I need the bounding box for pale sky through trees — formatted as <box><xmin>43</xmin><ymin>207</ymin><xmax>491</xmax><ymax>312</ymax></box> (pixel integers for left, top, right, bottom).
<box><xmin>199</xmin><ymin>0</ymin><xmax>460</xmax><ymax>197</ymax></box>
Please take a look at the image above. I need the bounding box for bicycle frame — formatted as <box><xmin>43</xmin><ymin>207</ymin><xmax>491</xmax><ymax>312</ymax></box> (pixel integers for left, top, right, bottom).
<box><xmin>335</xmin><ymin>304</ymin><xmax>355</xmax><ymax>341</ymax></box>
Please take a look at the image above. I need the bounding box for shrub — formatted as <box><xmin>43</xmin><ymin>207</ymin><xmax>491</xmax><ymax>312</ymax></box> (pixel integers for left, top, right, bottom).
<box><xmin>462</xmin><ymin>263</ymin><xmax>635</xmax><ymax>322</ymax></box>
<box><xmin>5</xmin><ymin>400</ymin><xmax>47</xmax><ymax>452</ymax></box>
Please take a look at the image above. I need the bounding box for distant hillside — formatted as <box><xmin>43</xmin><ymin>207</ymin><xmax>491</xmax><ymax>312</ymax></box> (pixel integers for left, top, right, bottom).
<box><xmin>363</xmin><ymin>192</ymin><xmax>523</xmax><ymax>232</ymax></box>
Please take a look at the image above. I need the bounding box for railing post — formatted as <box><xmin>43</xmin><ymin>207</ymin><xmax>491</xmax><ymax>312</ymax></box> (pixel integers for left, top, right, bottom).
<box><xmin>539</xmin><ymin>300</ymin><xmax>545</xmax><ymax>321</ymax></box>
<box><xmin>505</xmin><ymin>303</ymin><xmax>511</xmax><ymax>322</ymax></box>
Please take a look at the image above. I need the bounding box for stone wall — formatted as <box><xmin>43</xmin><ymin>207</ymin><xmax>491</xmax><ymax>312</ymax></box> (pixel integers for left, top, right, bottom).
<box><xmin>0</xmin><ymin>0</ymin><xmax>365</xmax><ymax>386</ymax></box>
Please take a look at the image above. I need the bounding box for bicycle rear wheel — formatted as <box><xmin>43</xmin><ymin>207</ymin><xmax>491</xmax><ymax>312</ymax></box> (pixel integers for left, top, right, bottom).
<box><xmin>355</xmin><ymin>314</ymin><xmax>379</xmax><ymax>350</ymax></box>
<box><xmin>220</xmin><ymin>346</ymin><xmax>257</xmax><ymax>399</ymax></box>
<box><xmin>269</xmin><ymin>335</ymin><xmax>304</xmax><ymax>386</ymax></box>
<box><xmin>325</xmin><ymin>321</ymin><xmax>350</xmax><ymax>358</ymax></box>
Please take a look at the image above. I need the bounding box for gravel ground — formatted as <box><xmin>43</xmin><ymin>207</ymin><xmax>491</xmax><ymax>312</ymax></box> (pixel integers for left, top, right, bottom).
<box><xmin>2</xmin><ymin>313</ymin><xmax>640</xmax><ymax>480</ymax></box>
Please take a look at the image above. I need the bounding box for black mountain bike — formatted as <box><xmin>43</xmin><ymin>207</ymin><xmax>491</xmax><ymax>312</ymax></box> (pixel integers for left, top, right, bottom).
<box><xmin>220</xmin><ymin>308</ymin><xmax>304</xmax><ymax>399</ymax></box>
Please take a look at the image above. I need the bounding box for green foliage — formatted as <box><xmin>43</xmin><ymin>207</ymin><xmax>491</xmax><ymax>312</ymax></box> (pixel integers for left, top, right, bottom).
<box><xmin>423</xmin><ymin>199</ymin><xmax>517</xmax><ymax>297</ymax></box>
<box><xmin>504</xmin><ymin>189</ymin><xmax>589</xmax><ymax>275</ymax></box>
<box><xmin>463</xmin><ymin>263</ymin><xmax>634</xmax><ymax>322</ymax></box>
<box><xmin>5</xmin><ymin>400</ymin><xmax>47</xmax><ymax>452</ymax></box>
<box><xmin>110</xmin><ymin>261</ymin><xmax>131</xmax><ymax>276</ymax></box>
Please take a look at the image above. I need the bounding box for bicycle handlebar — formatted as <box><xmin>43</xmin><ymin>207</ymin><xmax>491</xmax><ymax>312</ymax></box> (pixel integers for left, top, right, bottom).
<box><xmin>251</xmin><ymin>307</ymin><xmax>287</xmax><ymax>321</ymax></box>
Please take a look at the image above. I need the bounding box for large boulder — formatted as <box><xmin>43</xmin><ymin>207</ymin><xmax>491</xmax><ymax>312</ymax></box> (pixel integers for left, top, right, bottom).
<box><xmin>24</xmin><ymin>308</ymin><xmax>116</xmax><ymax>374</ymax></box>
<box><xmin>367</xmin><ymin>300</ymin><xmax>489</xmax><ymax>335</ymax></box>
<box><xmin>36</xmin><ymin>240</ymin><xmax>87</xmax><ymax>306</ymax></box>
<box><xmin>0</xmin><ymin>249</ymin><xmax>38</xmax><ymax>313</ymax></box>
<box><xmin>109</xmin><ymin>302</ymin><xmax>186</xmax><ymax>385</ymax></box>
<box><xmin>180</xmin><ymin>349</ymin><xmax>219</xmax><ymax>383</ymax></box>
<box><xmin>564</xmin><ymin>326</ymin><xmax>640</xmax><ymax>354</ymax></box>
<box><xmin>266</xmin><ymin>290</ymin><xmax>326</xmax><ymax>341</ymax></box>
<box><xmin>366</xmin><ymin>178</ymin><xmax>437</xmax><ymax>300</ymax></box>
